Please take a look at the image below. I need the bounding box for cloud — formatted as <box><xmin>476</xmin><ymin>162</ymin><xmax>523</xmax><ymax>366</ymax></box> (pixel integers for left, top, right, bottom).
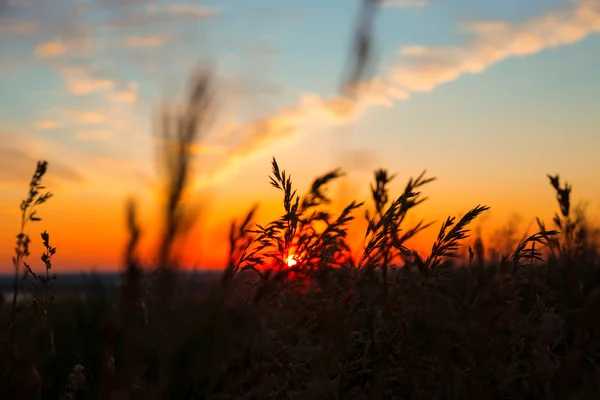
<box><xmin>75</xmin><ymin>112</ymin><xmax>105</xmax><ymax>124</ymax></box>
<box><xmin>34</xmin><ymin>34</ymin><xmax>91</xmax><ymax>59</ymax></box>
<box><xmin>0</xmin><ymin>129</ymin><xmax>153</xmax><ymax>196</ymax></box>
<box><xmin>34</xmin><ymin>40</ymin><xmax>69</xmax><ymax>58</ymax></box>
<box><xmin>62</xmin><ymin>68</ymin><xmax>115</xmax><ymax>95</ymax></box>
<box><xmin>194</xmin><ymin>93</ymin><xmax>368</xmax><ymax>185</ymax></box>
<box><xmin>108</xmin><ymin>82</ymin><xmax>139</xmax><ymax>104</ymax></box>
<box><xmin>125</xmin><ymin>35</ymin><xmax>171</xmax><ymax>48</ymax></box>
<box><xmin>59</xmin><ymin>67</ymin><xmax>139</xmax><ymax>105</ymax></box>
<box><xmin>39</xmin><ymin>71</ymin><xmax>146</xmax><ymax>157</ymax></box>
<box><xmin>380</xmin><ymin>0</ymin><xmax>429</xmax><ymax>8</ymax></box>
<box><xmin>34</xmin><ymin>37</ymin><xmax>91</xmax><ymax>59</ymax></box>
<box><xmin>0</xmin><ymin>146</ymin><xmax>84</xmax><ymax>185</ymax></box>
<box><xmin>26</xmin><ymin>2</ymin><xmax>91</xmax><ymax>50</ymax></box>
<box><xmin>34</xmin><ymin>120</ymin><xmax>61</xmax><ymax>130</ymax></box>
<box><xmin>110</xmin><ymin>89</ymin><xmax>138</xmax><ymax>103</ymax></box>
<box><xmin>384</xmin><ymin>0</ymin><xmax>600</xmax><ymax>94</ymax></box>
<box><xmin>74</xmin><ymin>130</ymin><xmax>112</xmax><ymax>141</ymax></box>
<box><xmin>204</xmin><ymin>0</ymin><xmax>600</xmax><ymax>182</ymax></box>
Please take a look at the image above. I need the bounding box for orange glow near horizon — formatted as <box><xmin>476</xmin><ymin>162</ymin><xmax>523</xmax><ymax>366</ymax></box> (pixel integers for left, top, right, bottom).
<box><xmin>1</xmin><ymin>141</ymin><xmax>599</xmax><ymax>273</ymax></box>
<box><xmin>1</xmin><ymin>176</ymin><xmax>599</xmax><ymax>273</ymax></box>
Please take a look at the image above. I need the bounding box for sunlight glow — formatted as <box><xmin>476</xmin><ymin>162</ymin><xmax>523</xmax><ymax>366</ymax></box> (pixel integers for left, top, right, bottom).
<box><xmin>286</xmin><ymin>254</ymin><xmax>298</xmax><ymax>267</ymax></box>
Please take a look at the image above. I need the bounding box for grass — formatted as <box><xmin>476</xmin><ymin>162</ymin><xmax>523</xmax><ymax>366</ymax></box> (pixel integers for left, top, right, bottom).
<box><xmin>2</xmin><ymin>3</ymin><xmax>600</xmax><ymax>396</ymax></box>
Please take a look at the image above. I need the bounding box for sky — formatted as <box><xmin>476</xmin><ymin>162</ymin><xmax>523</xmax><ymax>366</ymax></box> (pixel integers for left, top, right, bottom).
<box><xmin>1</xmin><ymin>0</ymin><xmax>599</xmax><ymax>272</ymax></box>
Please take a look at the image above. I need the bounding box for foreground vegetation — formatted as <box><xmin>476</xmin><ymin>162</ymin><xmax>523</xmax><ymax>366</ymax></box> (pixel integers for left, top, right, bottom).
<box><xmin>2</xmin><ymin>68</ymin><xmax>599</xmax><ymax>398</ymax></box>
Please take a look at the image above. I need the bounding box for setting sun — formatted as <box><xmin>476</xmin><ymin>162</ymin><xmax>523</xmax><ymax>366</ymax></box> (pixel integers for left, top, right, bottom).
<box><xmin>286</xmin><ymin>254</ymin><xmax>299</xmax><ymax>267</ymax></box>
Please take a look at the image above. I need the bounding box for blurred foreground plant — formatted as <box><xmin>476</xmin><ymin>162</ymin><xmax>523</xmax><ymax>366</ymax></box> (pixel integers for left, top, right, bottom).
<box><xmin>2</xmin><ymin>160</ymin><xmax>56</xmax><ymax>399</ymax></box>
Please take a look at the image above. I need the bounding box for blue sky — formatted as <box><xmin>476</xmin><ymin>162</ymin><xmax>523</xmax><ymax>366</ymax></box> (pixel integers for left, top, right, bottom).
<box><xmin>1</xmin><ymin>0</ymin><xmax>599</xmax><ymax>270</ymax></box>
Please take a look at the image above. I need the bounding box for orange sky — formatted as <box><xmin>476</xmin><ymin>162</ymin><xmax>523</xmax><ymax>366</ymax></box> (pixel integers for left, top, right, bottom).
<box><xmin>1</xmin><ymin>156</ymin><xmax>598</xmax><ymax>272</ymax></box>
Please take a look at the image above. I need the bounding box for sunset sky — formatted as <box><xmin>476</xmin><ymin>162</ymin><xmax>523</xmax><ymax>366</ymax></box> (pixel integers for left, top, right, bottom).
<box><xmin>1</xmin><ymin>0</ymin><xmax>599</xmax><ymax>272</ymax></box>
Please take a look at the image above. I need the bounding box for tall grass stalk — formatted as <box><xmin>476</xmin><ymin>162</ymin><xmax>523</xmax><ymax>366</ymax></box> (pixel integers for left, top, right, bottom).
<box><xmin>8</xmin><ymin>161</ymin><xmax>52</xmax><ymax>342</ymax></box>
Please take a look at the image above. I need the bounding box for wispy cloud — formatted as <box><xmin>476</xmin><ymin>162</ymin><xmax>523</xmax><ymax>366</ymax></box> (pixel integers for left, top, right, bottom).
<box><xmin>0</xmin><ymin>125</ymin><xmax>147</xmax><ymax>194</ymax></box>
<box><xmin>34</xmin><ymin>40</ymin><xmax>70</xmax><ymax>58</ymax></box>
<box><xmin>62</xmin><ymin>69</ymin><xmax>139</xmax><ymax>103</ymax></box>
<box><xmin>204</xmin><ymin>0</ymin><xmax>600</xmax><ymax>182</ymax></box>
<box><xmin>75</xmin><ymin>112</ymin><xmax>106</xmax><ymax>124</ymax></box>
<box><xmin>34</xmin><ymin>33</ymin><xmax>91</xmax><ymax>59</ymax></box>
<box><xmin>34</xmin><ymin>120</ymin><xmax>62</xmax><ymax>130</ymax></box>
<box><xmin>380</xmin><ymin>0</ymin><xmax>429</xmax><ymax>8</ymax></box>
<box><xmin>0</xmin><ymin>146</ymin><xmax>85</xmax><ymax>186</ymax></box>
<box><xmin>385</xmin><ymin>0</ymin><xmax>600</xmax><ymax>94</ymax></box>
<box><xmin>75</xmin><ymin>130</ymin><xmax>113</xmax><ymax>141</ymax></box>
<box><xmin>125</xmin><ymin>35</ymin><xmax>171</xmax><ymax>48</ymax></box>
<box><xmin>62</xmin><ymin>68</ymin><xmax>115</xmax><ymax>95</ymax></box>
<box><xmin>110</xmin><ymin>89</ymin><xmax>138</xmax><ymax>103</ymax></box>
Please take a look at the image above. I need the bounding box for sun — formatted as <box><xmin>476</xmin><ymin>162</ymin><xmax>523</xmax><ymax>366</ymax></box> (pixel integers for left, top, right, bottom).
<box><xmin>286</xmin><ymin>254</ymin><xmax>298</xmax><ymax>267</ymax></box>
